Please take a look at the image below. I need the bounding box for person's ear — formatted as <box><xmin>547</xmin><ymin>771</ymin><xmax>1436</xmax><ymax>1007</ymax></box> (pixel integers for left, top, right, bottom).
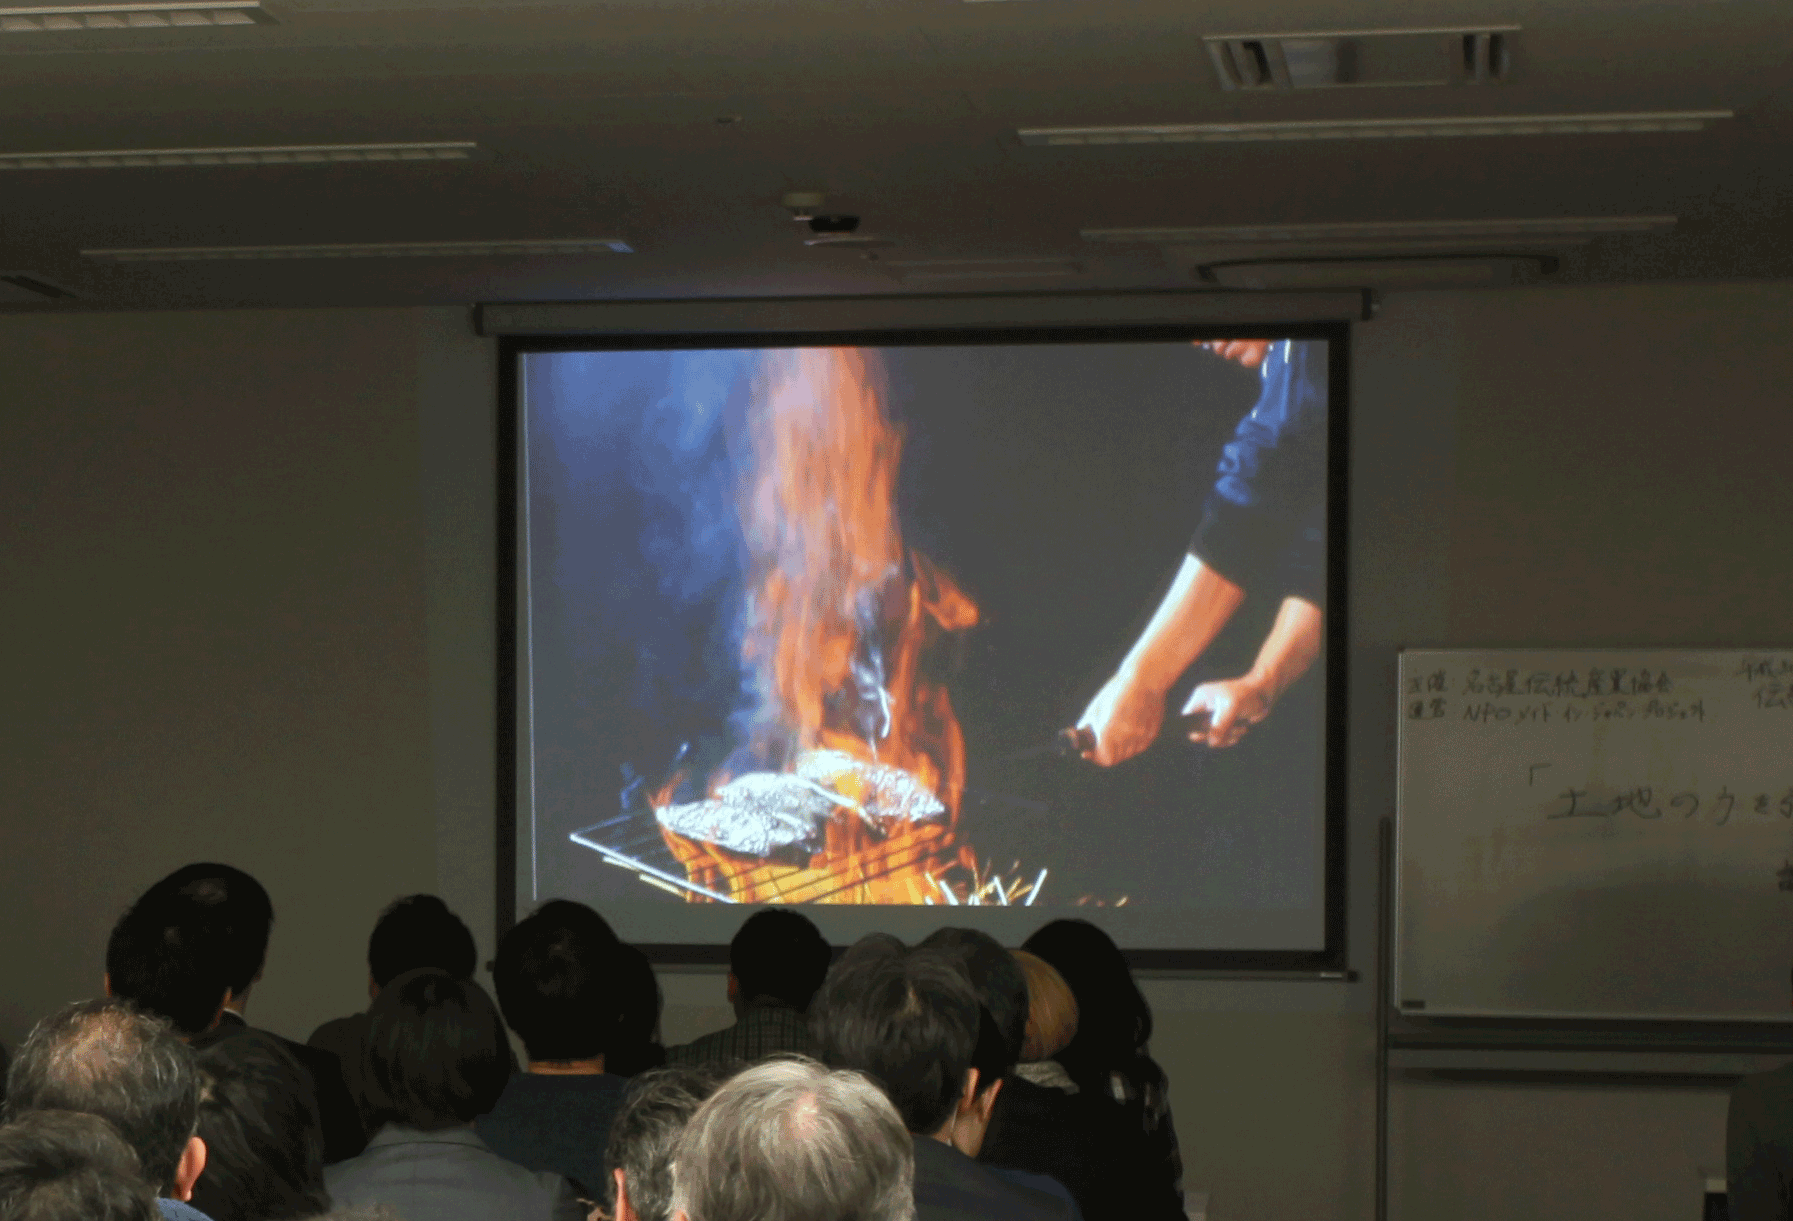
<box><xmin>974</xmin><ymin>1074</ymin><xmax>1004</xmax><ymax>1122</ymax></box>
<box><xmin>368</xmin><ymin>974</ymin><xmax>380</xmax><ymax>1002</ymax></box>
<box><xmin>958</xmin><ymin>1067</ymin><xmax>982</xmax><ymax>1116</ymax></box>
<box><xmin>614</xmin><ymin>1170</ymin><xmax>637</xmax><ymax>1221</ymax></box>
<box><xmin>206</xmin><ymin>991</ymin><xmax>231</xmax><ymax>1032</ymax></box>
<box><xmin>172</xmin><ymin>1135</ymin><xmax>207</xmax><ymax>1200</ymax></box>
<box><xmin>725</xmin><ymin>973</ymin><xmax>740</xmax><ymax>1004</ymax></box>
<box><xmin>103</xmin><ymin>973</ymin><xmax>113</xmax><ymax>998</ymax></box>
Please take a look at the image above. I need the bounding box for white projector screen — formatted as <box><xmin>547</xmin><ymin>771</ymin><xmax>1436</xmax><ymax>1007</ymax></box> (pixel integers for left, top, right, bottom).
<box><xmin>502</xmin><ymin>323</ymin><xmax>1347</xmax><ymax>966</ymax></box>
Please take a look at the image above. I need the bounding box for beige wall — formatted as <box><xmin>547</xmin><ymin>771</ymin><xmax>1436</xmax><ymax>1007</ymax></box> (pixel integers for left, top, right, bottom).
<box><xmin>4</xmin><ymin>281</ymin><xmax>1791</xmax><ymax>1220</ymax></box>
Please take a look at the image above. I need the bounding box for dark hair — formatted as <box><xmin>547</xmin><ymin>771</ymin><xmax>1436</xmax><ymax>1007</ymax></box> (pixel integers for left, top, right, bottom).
<box><xmin>367</xmin><ymin>896</ymin><xmax>477</xmax><ymax>988</ymax></box>
<box><xmin>606</xmin><ymin>944</ymin><xmax>667</xmax><ymax>1077</ymax></box>
<box><xmin>140</xmin><ymin>864</ymin><xmax>275</xmax><ymax>999</ymax></box>
<box><xmin>730</xmin><ymin>911</ymin><xmax>832</xmax><ymax>1011</ymax></box>
<box><xmin>809</xmin><ymin>938</ymin><xmax>983</xmax><ymax>1135</ymax></box>
<box><xmin>190</xmin><ymin>1032</ymin><xmax>329</xmax><ymax>1221</ymax></box>
<box><xmin>362</xmin><ymin>969</ymin><xmax>511</xmax><ymax>1131</ymax></box>
<box><xmin>605</xmin><ymin>1065</ymin><xmax>734</xmax><ymax>1221</ymax></box>
<box><xmin>918</xmin><ymin>927</ymin><xmax>1027</xmax><ymax>1070</ymax></box>
<box><xmin>105</xmin><ymin>893</ymin><xmax>234</xmax><ymax>1036</ymax></box>
<box><xmin>1023</xmin><ymin>920</ymin><xmax>1153</xmax><ymax>1080</ymax></box>
<box><xmin>493</xmin><ymin>900</ymin><xmax>619</xmax><ymax>1062</ymax></box>
<box><xmin>0</xmin><ymin>1109</ymin><xmax>157</xmax><ymax>1221</ymax></box>
<box><xmin>3</xmin><ymin>999</ymin><xmax>200</xmax><ymax>1195</ymax></box>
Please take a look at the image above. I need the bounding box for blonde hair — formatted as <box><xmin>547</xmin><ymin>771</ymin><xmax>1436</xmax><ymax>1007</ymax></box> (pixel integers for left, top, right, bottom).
<box><xmin>1014</xmin><ymin>950</ymin><xmax>1078</xmax><ymax>1062</ymax></box>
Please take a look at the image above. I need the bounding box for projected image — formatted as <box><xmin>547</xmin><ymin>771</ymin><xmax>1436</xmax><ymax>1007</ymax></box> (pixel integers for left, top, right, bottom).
<box><xmin>519</xmin><ymin>336</ymin><xmax>1332</xmax><ymax>928</ymax></box>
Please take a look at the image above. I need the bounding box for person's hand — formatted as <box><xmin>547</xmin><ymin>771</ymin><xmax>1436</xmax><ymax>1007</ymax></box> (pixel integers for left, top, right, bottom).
<box><xmin>1202</xmin><ymin>340</ymin><xmax>1273</xmax><ymax>370</ymax></box>
<box><xmin>1075</xmin><ymin>669</ymin><xmax>1168</xmax><ymax>767</ymax></box>
<box><xmin>1181</xmin><ymin>675</ymin><xmax>1272</xmax><ymax>748</ymax></box>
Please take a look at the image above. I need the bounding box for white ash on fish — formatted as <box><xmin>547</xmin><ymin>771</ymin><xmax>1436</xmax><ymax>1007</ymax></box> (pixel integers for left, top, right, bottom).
<box><xmin>656</xmin><ymin>749</ymin><xmax>948</xmax><ymax>862</ymax></box>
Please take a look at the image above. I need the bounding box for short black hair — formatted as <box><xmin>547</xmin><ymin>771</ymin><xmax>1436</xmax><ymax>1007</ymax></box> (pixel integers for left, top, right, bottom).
<box><xmin>493</xmin><ymin>900</ymin><xmax>619</xmax><ymax>1062</ymax></box>
<box><xmin>105</xmin><ymin>892</ymin><xmax>234</xmax><ymax>1037</ymax></box>
<box><xmin>1023</xmin><ymin>919</ymin><xmax>1152</xmax><ymax>1077</ymax></box>
<box><xmin>0</xmin><ymin>1109</ymin><xmax>157</xmax><ymax>1221</ymax></box>
<box><xmin>809</xmin><ymin>938</ymin><xmax>985</xmax><ymax>1135</ymax></box>
<box><xmin>362</xmin><ymin>969</ymin><xmax>511</xmax><ymax>1131</ymax></box>
<box><xmin>918</xmin><ymin>927</ymin><xmax>1027</xmax><ymax>1070</ymax></box>
<box><xmin>3</xmin><ymin>999</ymin><xmax>200</xmax><ymax>1195</ymax></box>
<box><xmin>190</xmin><ymin>1031</ymin><xmax>329</xmax><ymax>1221</ymax></box>
<box><xmin>606</xmin><ymin>943</ymin><xmax>667</xmax><ymax>1077</ymax></box>
<box><xmin>367</xmin><ymin>896</ymin><xmax>477</xmax><ymax>988</ymax></box>
<box><xmin>730</xmin><ymin>911</ymin><xmax>831</xmax><ymax>1011</ymax></box>
<box><xmin>605</xmin><ymin>1065</ymin><xmax>734</xmax><ymax>1221</ymax></box>
<box><xmin>139</xmin><ymin>864</ymin><xmax>274</xmax><ymax>1000</ymax></box>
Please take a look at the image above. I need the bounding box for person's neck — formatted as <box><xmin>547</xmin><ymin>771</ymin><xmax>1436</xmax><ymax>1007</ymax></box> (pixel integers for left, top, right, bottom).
<box><xmin>527</xmin><ymin>1057</ymin><xmax>606</xmax><ymax>1075</ymax></box>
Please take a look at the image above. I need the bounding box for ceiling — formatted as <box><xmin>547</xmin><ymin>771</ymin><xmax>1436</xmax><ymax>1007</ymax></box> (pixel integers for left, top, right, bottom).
<box><xmin>1</xmin><ymin>0</ymin><xmax>1790</xmax><ymax>310</ymax></box>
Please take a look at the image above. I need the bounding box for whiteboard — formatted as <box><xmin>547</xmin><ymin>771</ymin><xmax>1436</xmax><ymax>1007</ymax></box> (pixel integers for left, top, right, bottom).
<box><xmin>1396</xmin><ymin>649</ymin><xmax>1793</xmax><ymax>1021</ymax></box>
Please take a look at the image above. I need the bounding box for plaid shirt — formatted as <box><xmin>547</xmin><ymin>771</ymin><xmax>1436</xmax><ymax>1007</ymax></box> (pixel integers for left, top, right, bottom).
<box><xmin>665</xmin><ymin>1001</ymin><xmax>812</xmax><ymax>1067</ymax></box>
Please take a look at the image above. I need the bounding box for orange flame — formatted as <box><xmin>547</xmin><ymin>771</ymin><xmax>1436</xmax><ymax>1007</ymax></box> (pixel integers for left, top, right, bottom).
<box><xmin>662</xmin><ymin>347</ymin><xmax>982</xmax><ymax>903</ymax></box>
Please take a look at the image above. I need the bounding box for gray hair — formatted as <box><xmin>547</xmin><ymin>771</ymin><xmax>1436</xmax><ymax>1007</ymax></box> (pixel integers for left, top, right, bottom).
<box><xmin>606</xmin><ymin>1065</ymin><xmax>735</xmax><ymax>1221</ymax></box>
<box><xmin>671</xmin><ymin>1057</ymin><xmax>913</xmax><ymax>1221</ymax></box>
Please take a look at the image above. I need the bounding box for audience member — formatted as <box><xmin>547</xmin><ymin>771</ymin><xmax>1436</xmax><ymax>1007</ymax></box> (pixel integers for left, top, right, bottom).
<box><xmin>189</xmin><ymin>1030</ymin><xmax>330</xmax><ymax>1221</ymax></box>
<box><xmin>105</xmin><ymin>892</ymin><xmax>234</xmax><ymax>1038</ymax></box>
<box><xmin>920</xmin><ymin>930</ymin><xmax>1081</xmax><ymax>1217</ymax></box>
<box><xmin>1013</xmin><ymin>952</ymin><xmax>1078</xmax><ymax>1068</ymax></box>
<box><xmin>0</xmin><ymin>1109</ymin><xmax>158</xmax><ymax>1221</ymax></box>
<box><xmin>810</xmin><ymin>938</ymin><xmax>1071</xmax><ymax>1221</ymax></box>
<box><xmin>605</xmin><ymin>944</ymin><xmax>667</xmax><ymax>1078</ymax></box>
<box><xmin>137</xmin><ymin>864</ymin><xmax>364</xmax><ymax>1163</ymax></box>
<box><xmin>307</xmin><ymin>894</ymin><xmax>477</xmax><ymax>1131</ymax></box>
<box><xmin>603</xmin><ymin>1065</ymin><xmax>734</xmax><ymax>1221</ymax></box>
<box><xmin>1727</xmin><ymin>959</ymin><xmax>1793</xmax><ymax>1221</ymax></box>
<box><xmin>3</xmin><ymin>999</ymin><xmax>210</xmax><ymax>1219</ymax></box>
<box><xmin>1023</xmin><ymin>920</ymin><xmax>1183</xmax><ymax>1221</ymax></box>
<box><xmin>324</xmin><ymin>968</ymin><xmax>581</xmax><ymax>1221</ymax></box>
<box><xmin>668</xmin><ymin>910</ymin><xmax>831</xmax><ymax>1067</ymax></box>
<box><xmin>478</xmin><ymin>899</ymin><xmax>627</xmax><ymax>1198</ymax></box>
<box><xmin>671</xmin><ymin>1057</ymin><xmax>913</xmax><ymax>1221</ymax></box>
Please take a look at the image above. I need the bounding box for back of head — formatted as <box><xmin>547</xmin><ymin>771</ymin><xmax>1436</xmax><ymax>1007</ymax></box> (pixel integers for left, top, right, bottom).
<box><xmin>190</xmin><ymin>1031</ymin><xmax>328</xmax><ymax>1221</ymax></box>
<box><xmin>363</xmin><ymin>969</ymin><xmax>511</xmax><ymax>1131</ymax></box>
<box><xmin>730</xmin><ymin>910</ymin><xmax>832</xmax><ymax>1011</ymax></box>
<box><xmin>367</xmin><ymin>896</ymin><xmax>477</xmax><ymax>989</ymax></box>
<box><xmin>493</xmin><ymin>900</ymin><xmax>619</xmax><ymax>1063</ymax></box>
<box><xmin>3</xmin><ymin>999</ymin><xmax>199</xmax><ymax>1196</ymax></box>
<box><xmin>0</xmin><ymin>1109</ymin><xmax>157</xmax><ymax>1221</ymax></box>
<box><xmin>1012</xmin><ymin>951</ymin><xmax>1078</xmax><ymax>1063</ymax></box>
<box><xmin>607</xmin><ymin>943</ymin><xmax>665</xmax><ymax>1076</ymax></box>
<box><xmin>604</xmin><ymin>1065</ymin><xmax>733</xmax><ymax>1221</ymax></box>
<box><xmin>809</xmin><ymin>938</ymin><xmax>988</xmax><ymax>1135</ymax></box>
<box><xmin>917</xmin><ymin>928</ymin><xmax>1026</xmax><ymax>1069</ymax></box>
<box><xmin>671</xmin><ymin>1058</ymin><xmax>913</xmax><ymax>1221</ymax></box>
<box><xmin>1022</xmin><ymin>920</ymin><xmax>1150</xmax><ymax>1074</ymax></box>
<box><xmin>105</xmin><ymin>892</ymin><xmax>234</xmax><ymax>1037</ymax></box>
<box><xmin>139</xmin><ymin>864</ymin><xmax>274</xmax><ymax>1001</ymax></box>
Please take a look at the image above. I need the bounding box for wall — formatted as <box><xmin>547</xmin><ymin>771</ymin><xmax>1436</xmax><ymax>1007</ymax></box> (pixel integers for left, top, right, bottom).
<box><xmin>4</xmin><ymin>281</ymin><xmax>1791</xmax><ymax>1221</ymax></box>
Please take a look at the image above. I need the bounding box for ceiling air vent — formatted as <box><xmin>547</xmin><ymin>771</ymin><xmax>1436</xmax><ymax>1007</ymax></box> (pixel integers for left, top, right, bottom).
<box><xmin>1204</xmin><ymin>26</ymin><xmax>1516</xmax><ymax>91</ymax></box>
<box><xmin>0</xmin><ymin>273</ymin><xmax>75</xmax><ymax>303</ymax></box>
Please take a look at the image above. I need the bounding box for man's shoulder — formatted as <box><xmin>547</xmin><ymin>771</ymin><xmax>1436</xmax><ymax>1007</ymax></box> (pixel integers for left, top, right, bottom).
<box><xmin>481</xmin><ymin>1073</ymin><xmax>630</xmax><ymax>1131</ymax></box>
<box><xmin>158</xmin><ymin>1200</ymin><xmax>215</xmax><ymax>1221</ymax></box>
<box><xmin>308</xmin><ymin>1011</ymin><xmax>369</xmax><ymax>1052</ymax></box>
<box><xmin>913</xmin><ymin>1139</ymin><xmax>1072</xmax><ymax>1221</ymax></box>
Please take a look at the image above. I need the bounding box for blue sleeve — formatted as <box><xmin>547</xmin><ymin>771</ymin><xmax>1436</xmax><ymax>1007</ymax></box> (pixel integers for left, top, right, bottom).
<box><xmin>1188</xmin><ymin>339</ymin><xmax>1329</xmax><ymax>605</ymax></box>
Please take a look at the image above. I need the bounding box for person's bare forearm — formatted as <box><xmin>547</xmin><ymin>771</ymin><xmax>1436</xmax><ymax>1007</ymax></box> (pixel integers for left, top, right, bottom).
<box><xmin>1243</xmin><ymin>595</ymin><xmax>1323</xmax><ymax>701</ymax></box>
<box><xmin>1115</xmin><ymin>555</ymin><xmax>1245</xmax><ymax>697</ymax></box>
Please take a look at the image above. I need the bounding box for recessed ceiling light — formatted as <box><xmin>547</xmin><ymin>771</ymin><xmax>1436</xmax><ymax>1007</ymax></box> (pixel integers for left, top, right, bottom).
<box><xmin>1019</xmin><ymin>111</ymin><xmax>1731</xmax><ymax>146</ymax></box>
<box><xmin>0</xmin><ymin>142</ymin><xmax>479</xmax><ymax>171</ymax></box>
<box><xmin>82</xmin><ymin>238</ymin><xmax>634</xmax><ymax>262</ymax></box>
<box><xmin>1081</xmin><ymin>216</ymin><xmax>1678</xmax><ymax>244</ymax></box>
<box><xmin>0</xmin><ymin>2</ymin><xmax>272</xmax><ymax>32</ymax></box>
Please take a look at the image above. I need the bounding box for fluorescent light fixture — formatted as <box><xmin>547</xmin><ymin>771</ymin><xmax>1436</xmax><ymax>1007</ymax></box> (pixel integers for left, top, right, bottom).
<box><xmin>0</xmin><ymin>2</ymin><xmax>272</xmax><ymax>31</ymax></box>
<box><xmin>82</xmin><ymin>238</ymin><xmax>634</xmax><ymax>262</ymax></box>
<box><xmin>1201</xmin><ymin>255</ymin><xmax>1552</xmax><ymax>290</ymax></box>
<box><xmin>1082</xmin><ymin>216</ymin><xmax>1678</xmax><ymax>245</ymax></box>
<box><xmin>1019</xmin><ymin>110</ymin><xmax>1731</xmax><ymax>146</ymax></box>
<box><xmin>0</xmin><ymin>142</ymin><xmax>479</xmax><ymax>170</ymax></box>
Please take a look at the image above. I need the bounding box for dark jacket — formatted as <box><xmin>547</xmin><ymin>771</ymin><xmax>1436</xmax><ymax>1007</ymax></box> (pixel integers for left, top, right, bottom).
<box><xmin>475</xmin><ymin>1071</ymin><xmax>631</xmax><ymax>1199</ymax></box>
<box><xmin>200</xmin><ymin>1012</ymin><xmax>366</xmax><ymax>1163</ymax></box>
<box><xmin>913</xmin><ymin>1136</ymin><xmax>1073</xmax><ymax>1221</ymax></box>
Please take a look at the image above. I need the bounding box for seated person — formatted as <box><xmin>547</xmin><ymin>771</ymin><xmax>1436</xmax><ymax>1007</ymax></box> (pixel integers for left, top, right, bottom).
<box><xmin>190</xmin><ymin>1030</ymin><xmax>331</xmax><ymax>1221</ymax></box>
<box><xmin>605</xmin><ymin>944</ymin><xmax>667</xmax><ymax>1078</ymax></box>
<box><xmin>668</xmin><ymin>910</ymin><xmax>831</xmax><ymax>1067</ymax></box>
<box><xmin>669</xmin><ymin>1057</ymin><xmax>912</xmax><ymax>1221</ymax></box>
<box><xmin>477</xmin><ymin>899</ymin><xmax>628</xmax><ymax>1198</ymax></box>
<box><xmin>5</xmin><ymin>999</ymin><xmax>211</xmax><ymax>1220</ymax></box>
<box><xmin>604</xmin><ymin>1065</ymin><xmax>734</xmax><ymax>1221</ymax></box>
<box><xmin>0</xmin><ymin>1109</ymin><xmax>158</xmax><ymax>1221</ymax></box>
<box><xmin>308</xmin><ymin>894</ymin><xmax>478</xmax><ymax>1130</ymax></box>
<box><xmin>1728</xmin><ymin>959</ymin><xmax>1793</xmax><ymax>1221</ymax></box>
<box><xmin>1024</xmin><ymin>920</ymin><xmax>1184</xmax><ymax>1221</ymax></box>
<box><xmin>323</xmin><ymin>968</ymin><xmax>582</xmax><ymax>1221</ymax></box>
<box><xmin>137</xmin><ymin>863</ymin><xmax>364</xmax><ymax>1162</ymax></box>
<box><xmin>809</xmin><ymin>937</ymin><xmax>1072</xmax><ymax>1221</ymax></box>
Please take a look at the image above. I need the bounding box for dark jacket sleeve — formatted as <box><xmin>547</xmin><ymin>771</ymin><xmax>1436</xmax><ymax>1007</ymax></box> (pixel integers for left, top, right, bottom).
<box><xmin>1729</xmin><ymin>1075</ymin><xmax>1792</xmax><ymax>1221</ymax></box>
<box><xmin>286</xmin><ymin>1037</ymin><xmax>369</xmax><ymax>1164</ymax></box>
<box><xmin>1190</xmin><ymin>339</ymin><xmax>1328</xmax><ymax>606</ymax></box>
